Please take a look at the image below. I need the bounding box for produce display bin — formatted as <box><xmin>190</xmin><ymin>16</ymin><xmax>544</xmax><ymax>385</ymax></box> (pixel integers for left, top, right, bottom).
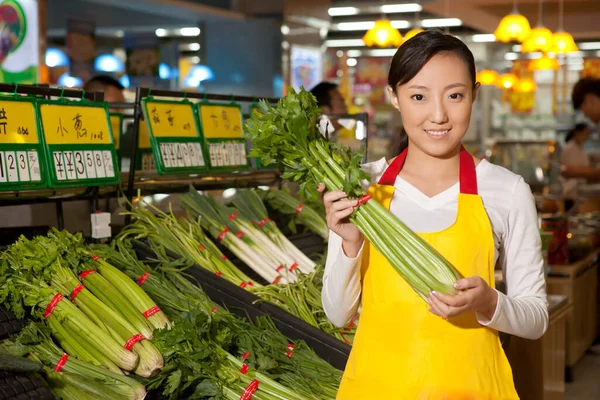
<box><xmin>0</xmin><ymin>306</ymin><xmax>26</xmax><ymax>342</ymax></box>
<box><xmin>0</xmin><ymin>372</ymin><xmax>53</xmax><ymax>400</ymax></box>
<box><xmin>133</xmin><ymin>241</ymin><xmax>351</xmax><ymax>370</ymax></box>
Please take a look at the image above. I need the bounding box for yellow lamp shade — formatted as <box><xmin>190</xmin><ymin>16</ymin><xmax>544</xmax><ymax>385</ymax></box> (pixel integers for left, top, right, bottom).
<box><xmin>513</xmin><ymin>77</ymin><xmax>537</xmax><ymax>93</ymax></box>
<box><xmin>403</xmin><ymin>29</ymin><xmax>425</xmax><ymax>42</ymax></box>
<box><xmin>494</xmin><ymin>13</ymin><xmax>532</xmax><ymax>43</ymax></box>
<box><xmin>521</xmin><ymin>26</ymin><xmax>553</xmax><ymax>53</ymax></box>
<box><xmin>528</xmin><ymin>55</ymin><xmax>560</xmax><ymax>71</ymax></box>
<box><xmin>363</xmin><ymin>19</ymin><xmax>403</xmax><ymax>48</ymax></box>
<box><xmin>476</xmin><ymin>69</ymin><xmax>499</xmax><ymax>85</ymax></box>
<box><xmin>497</xmin><ymin>73</ymin><xmax>519</xmax><ymax>89</ymax></box>
<box><xmin>550</xmin><ymin>31</ymin><xmax>578</xmax><ymax>53</ymax></box>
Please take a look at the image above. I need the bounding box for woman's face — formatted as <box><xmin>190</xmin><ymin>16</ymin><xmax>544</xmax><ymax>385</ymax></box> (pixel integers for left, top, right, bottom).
<box><xmin>388</xmin><ymin>52</ymin><xmax>478</xmax><ymax>158</ymax></box>
<box><xmin>576</xmin><ymin>126</ymin><xmax>590</xmax><ymax>143</ymax></box>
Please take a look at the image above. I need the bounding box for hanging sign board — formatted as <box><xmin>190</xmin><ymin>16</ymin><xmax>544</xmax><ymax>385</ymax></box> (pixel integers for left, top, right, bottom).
<box><xmin>38</xmin><ymin>100</ymin><xmax>120</xmax><ymax>188</ymax></box>
<box><xmin>141</xmin><ymin>98</ymin><xmax>208</xmax><ymax>175</ymax></box>
<box><xmin>0</xmin><ymin>96</ymin><xmax>46</xmax><ymax>191</ymax></box>
<box><xmin>110</xmin><ymin>113</ymin><xmax>123</xmax><ymax>170</ymax></box>
<box><xmin>197</xmin><ymin>102</ymin><xmax>249</xmax><ymax>170</ymax></box>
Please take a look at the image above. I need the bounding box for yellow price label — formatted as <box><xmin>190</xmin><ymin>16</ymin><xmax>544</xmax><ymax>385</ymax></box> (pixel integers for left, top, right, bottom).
<box><xmin>40</xmin><ymin>104</ymin><xmax>112</xmax><ymax>145</ymax></box>
<box><xmin>139</xmin><ymin>121</ymin><xmax>151</xmax><ymax>149</ymax></box>
<box><xmin>0</xmin><ymin>100</ymin><xmax>39</xmax><ymax>144</ymax></box>
<box><xmin>145</xmin><ymin>102</ymin><xmax>198</xmax><ymax>138</ymax></box>
<box><xmin>110</xmin><ymin>115</ymin><xmax>122</xmax><ymax>150</ymax></box>
<box><xmin>199</xmin><ymin>105</ymin><xmax>243</xmax><ymax>139</ymax></box>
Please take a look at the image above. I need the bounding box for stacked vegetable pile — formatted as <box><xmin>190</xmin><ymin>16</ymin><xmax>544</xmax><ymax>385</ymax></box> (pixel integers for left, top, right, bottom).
<box><xmin>245</xmin><ymin>88</ymin><xmax>463</xmax><ymax>301</ymax></box>
<box><xmin>0</xmin><ymin>230</ymin><xmax>342</xmax><ymax>399</ymax></box>
<box><xmin>121</xmin><ymin>191</ymin><xmax>356</xmax><ymax>343</ymax></box>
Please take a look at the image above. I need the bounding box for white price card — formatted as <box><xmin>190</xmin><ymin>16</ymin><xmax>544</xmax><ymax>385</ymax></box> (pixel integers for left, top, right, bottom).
<box><xmin>222</xmin><ymin>143</ymin><xmax>231</xmax><ymax>166</ymax></box>
<box><xmin>160</xmin><ymin>144</ymin><xmax>171</xmax><ymax>168</ymax></box>
<box><xmin>0</xmin><ymin>152</ymin><xmax>6</xmax><ymax>183</ymax></box>
<box><xmin>17</xmin><ymin>152</ymin><xmax>29</xmax><ymax>182</ymax></box>
<box><xmin>6</xmin><ymin>152</ymin><xmax>18</xmax><ymax>182</ymax></box>
<box><xmin>63</xmin><ymin>152</ymin><xmax>77</xmax><ymax>180</ymax></box>
<box><xmin>84</xmin><ymin>151</ymin><xmax>96</xmax><ymax>179</ymax></box>
<box><xmin>175</xmin><ymin>143</ymin><xmax>185</xmax><ymax>167</ymax></box>
<box><xmin>74</xmin><ymin>151</ymin><xmax>86</xmax><ymax>179</ymax></box>
<box><xmin>182</xmin><ymin>143</ymin><xmax>192</xmax><ymax>167</ymax></box>
<box><xmin>52</xmin><ymin>152</ymin><xmax>66</xmax><ymax>180</ymax></box>
<box><xmin>187</xmin><ymin>143</ymin><xmax>198</xmax><ymax>167</ymax></box>
<box><xmin>103</xmin><ymin>151</ymin><xmax>115</xmax><ymax>177</ymax></box>
<box><xmin>28</xmin><ymin>151</ymin><xmax>41</xmax><ymax>181</ymax></box>
<box><xmin>94</xmin><ymin>151</ymin><xmax>106</xmax><ymax>178</ymax></box>
<box><xmin>194</xmin><ymin>143</ymin><xmax>205</xmax><ymax>166</ymax></box>
<box><xmin>209</xmin><ymin>144</ymin><xmax>217</xmax><ymax>167</ymax></box>
<box><xmin>239</xmin><ymin>143</ymin><xmax>247</xmax><ymax>163</ymax></box>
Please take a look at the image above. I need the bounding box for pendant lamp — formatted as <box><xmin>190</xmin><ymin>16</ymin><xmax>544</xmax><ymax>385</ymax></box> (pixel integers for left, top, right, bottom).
<box><xmin>363</xmin><ymin>19</ymin><xmax>403</xmax><ymax>47</ymax></box>
<box><xmin>550</xmin><ymin>0</ymin><xmax>578</xmax><ymax>53</ymax></box>
<box><xmin>522</xmin><ymin>0</ymin><xmax>552</xmax><ymax>53</ymax></box>
<box><xmin>494</xmin><ymin>0</ymin><xmax>531</xmax><ymax>43</ymax></box>
<box><xmin>528</xmin><ymin>54</ymin><xmax>560</xmax><ymax>71</ymax></box>
<box><xmin>513</xmin><ymin>77</ymin><xmax>537</xmax><ymax>93</ymax></box>
<box><xmin>476</xmin><ymin>69</ymin><xmax>499</xmax><ymax>86</ymax></box>
<box><xmin>497</xmin><ymin>73</ymin><xmax>519</xmax><ymax>89</ymax></box>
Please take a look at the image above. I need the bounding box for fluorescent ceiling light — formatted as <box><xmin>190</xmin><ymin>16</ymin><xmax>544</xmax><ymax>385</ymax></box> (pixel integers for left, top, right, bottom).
<box><xmin>155</xmin><ymin>28</ymin><xmax>167</xmax><ymax>37</ymax></box>
<box><xmin>347</xmin><ymin>58</ymin><xmax>358</xmax><ymax>67</ymax></box>
<box><xmin>335</xmin><ymin>20</ymin><xmax>409</xmax><ymax>31</ymax></box>
<box><xmin>180</xmin><ymin>27</ymin><xmax>200</xmax><ymax>36</ymax></box>
<box><xmin>369</xmin><ymin>49</ymin><xmax>397</xmax><ymax>57</ymax></box>
<box><xmin>504</xmin><ymin>52</ymin><xmax>519</xmax><ymax>61</ymax></box>
<box><xmin>281</xmin><ymin>25</ymin><xmax>290</xmax><ymax>35</ymax></box>
<box><xmin>336</xmin><ymin>21</ymin><xmax>374</xmax><ymax>31</ymax></box>
<box><xmin>421</xmin><ymin>18</ymin><xmax>462</xmax><ymax>28</ymax></box>
<box><xmin>328</xmin><ymin>7</ymin><xmax>359</xmax><ymax>16</ymax></box>
<box><xmin>381</xmin><ymin>3</ymin><xmax>422</xmax><ymax>13</ymax></box>
<box><xmin>325</xmin><ymin>39</ymin><xmax>366</xmax><ymax>47</ymax></box>
<box><xmin>346</xmin><ymin>50</ymin><xmax>362</xmax><ymax>57</ymax></box>
<box><xmin>188</xmin><ymin>43</ymin><xmax>201</xmax><ymax>51</ymax></box>
<box><xmin>578</xmin><ymin>42</ymin><xmax>600</xmax><ymax>50</ymax></box>
<box><xmin>472</xmin><ymin>34</ymin><xmax>496</xmax><ymax>43</ymax></box>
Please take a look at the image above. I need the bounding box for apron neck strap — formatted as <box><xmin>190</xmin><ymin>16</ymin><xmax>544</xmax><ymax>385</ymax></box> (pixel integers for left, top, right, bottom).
<box><xmin>377</xmin><ymin>145</ymin><xmax>478</xmax><ymax>195</ymax></box>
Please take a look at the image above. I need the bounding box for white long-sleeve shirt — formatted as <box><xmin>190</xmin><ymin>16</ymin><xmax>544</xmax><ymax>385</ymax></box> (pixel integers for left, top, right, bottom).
<box><xmin>322</xmin><ymin>158</ymin><xmax>549</xmax><ymax>340</ymax></box>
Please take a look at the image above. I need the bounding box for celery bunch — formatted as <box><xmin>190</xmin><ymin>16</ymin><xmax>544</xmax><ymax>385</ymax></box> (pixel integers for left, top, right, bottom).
<box><xmin>245</xmin><ymin>88</ymin><xmax>462</xmax><ymax>301</ymax></box>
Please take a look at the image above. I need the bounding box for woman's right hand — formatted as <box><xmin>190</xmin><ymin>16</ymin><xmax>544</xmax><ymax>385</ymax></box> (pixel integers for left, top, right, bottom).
<box><xmin>318</xmin><ymin>184</ymin><xmax>364</xmax><ymax>258</ymax></box>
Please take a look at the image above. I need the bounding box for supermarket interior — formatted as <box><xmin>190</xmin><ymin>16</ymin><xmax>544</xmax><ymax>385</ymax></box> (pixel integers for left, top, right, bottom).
<box><xmin>0</xmin><ymin>0</ymin><xmax>599</xmax><ymax>399</ymax></box>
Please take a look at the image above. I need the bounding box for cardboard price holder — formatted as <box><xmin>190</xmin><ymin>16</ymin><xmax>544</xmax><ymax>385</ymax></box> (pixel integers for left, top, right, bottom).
<box><xmin>0</xmin><ymin>95</ymin><xmax>46</xmax><ymax>191</ymax></box>
<box><xmin>38</xmin><ymin>99</ymin><xmax>120</xmax><ymax>189</ymax></box>
<box><xmin>141</xmin><ymin>98</ymin><xmax>208</xmax><ymax>175</ymax></box>
<box><xmin>197</xmin><ymin>101</ymin><xmax>249</xmax><ymax>171</ymax></box>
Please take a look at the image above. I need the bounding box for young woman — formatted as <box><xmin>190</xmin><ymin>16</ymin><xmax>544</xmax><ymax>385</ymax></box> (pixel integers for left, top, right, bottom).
<box><xmin>320</xmin><ymin>31</ymin><xmax>548</xmax><ymax>399</ymax></box>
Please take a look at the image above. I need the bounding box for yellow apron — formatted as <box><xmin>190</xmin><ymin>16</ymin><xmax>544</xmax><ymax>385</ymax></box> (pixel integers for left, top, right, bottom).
<box><xmin>337</xmin><ymin>147</ymin><xmax>518</xmax><ymax>400</ymax></box>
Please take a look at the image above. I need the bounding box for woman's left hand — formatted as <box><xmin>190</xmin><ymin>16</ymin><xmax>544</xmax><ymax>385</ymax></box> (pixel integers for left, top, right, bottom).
<box><xmin>428</xmin><ymin>276</ymin><xmax>498</xmax><ymax>321</ymax></box>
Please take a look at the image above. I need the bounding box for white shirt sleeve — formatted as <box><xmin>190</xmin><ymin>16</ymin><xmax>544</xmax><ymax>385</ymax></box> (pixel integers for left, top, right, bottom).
<box><xmin>476</xmin><ymin>177</ymin><xmax>549</xmax><ymax>340</ymax></box>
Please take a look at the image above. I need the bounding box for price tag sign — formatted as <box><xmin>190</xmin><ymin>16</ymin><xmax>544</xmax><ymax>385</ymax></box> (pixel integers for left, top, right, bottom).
<box><xmin>38</xmin><ymin>100</ymin><xmax>120</xmax><ymax>188</ymax></box>
<box><xmin>197</xmin><ymin>103</ymin><xmax>249</xmax><ymax>171</ymax></box>
<box><xmin>0</xmin><ymin>97</ymin><xmax>47</xmax><ymax>191</ymax></box>
<box><xmin>110</xmin><ymin>113</ymin><xmax>123</xmax><ymax>170</ymax></box>
<box><xmin>142</xmin><ymin>99</ymin><xmax>208</xmax><ymax>175</ymax></box>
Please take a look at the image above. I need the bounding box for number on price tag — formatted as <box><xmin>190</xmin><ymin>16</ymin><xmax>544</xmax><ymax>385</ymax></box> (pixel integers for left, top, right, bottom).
<box><xmin>103</xmin><ymin>151</ymin><xmax>115</xmax><ymax>178</ymax></box>
<box><xmin>64</xmin><ymin>152</ymin><xmax>77</xmax><ymax>180</ymax></box>
<box><xmin>0</xmin><ymin>153</ymin><xmax>6</xmax><ymax>183</ymax></box>
<box><xmin>194</xmin><ymin>143</ymin><xmax>205</xmax><ymax>166</ymax></box>
<box><xmin>94</xmin><ymin>151</ymin><xmax>106</xmax><ymax>178</ymax></box>
<box><xmin>181</xmin><ymin>144</ymin><xmax>191</xmax><ymax>167</ymax></box>
<box><xmin>74</xmin><ymin>151</ymin><xmax>86</xmax><ymax>179</ymax></box>
<box><xmin>28</xmin><ymin>151</ymin><xmax>41</xmax><ymax>181</ymax></box>
<box><xmin>6</xmin><ymin>152</ymin><xmax>18</xmax><ymax>182</ymax></box>
<box><xmin>16</xmin><ymin>152</ymin><xmax>29</xmax><ymax>182</ymax></box>
<box><xmin>84</xmin><ymin>151</ymin><xmax>96</xmax><ymax>179</ymax></box>
<box><xmin>53</xmin><ymin>152</ymin><xmax>65</xmax><ymax>181</ymax></box>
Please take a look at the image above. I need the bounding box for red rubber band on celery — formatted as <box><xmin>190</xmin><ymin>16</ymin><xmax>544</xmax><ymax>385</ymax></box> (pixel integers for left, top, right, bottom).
<box><xmin>258</xmin><ymin>218</ymin><xmax>270</xmax><ymax>227</ymax></box>
<box><xmin>276</xmin><ymin>265</ymin><xmax>284</xmax><ymax>272</ymax></box>
<box><xmin>295</xmin><ymin>204</ymin><xmax>304</xmax><ymax>216</ymax></box>
<box><xmin>347</xmin><ymin>313</ymin><xmax>359</xmax><ymax>328</ymax></box>
<box><xmin>215</xmin><ymin>271</ymin><xmax>223</xmax><ymax>277</ymax></box>
<box><xmin>235</xmin><ymin>231</ymin><xmax>245</xmax><ymax>239</ymax></box>
<box><xmin>240</xmin><ymin>282</ymin><xmax>247</xmax><ymax>289</ymax></box>
<box><xmin>70</xmin><ymin>284</ymin><xmax>85</xmax><ymax>302</ymax></box>
<box><xmin>247</xmin><ymin>281</ymin><xmax>254</xmax><ymax>287</ymax></box>
<box><xmin>136</xmin><ymin>272</ymin><xmax>150</xmax><ymax>286</ymax></box>
<box><xmin>44</xmin><ymin>293</ymin><xmax>64</xmax><ymax>319</ymax></box>
<box><xmin>357</xmin><ymin>194</ymin><xmax>371</xmax><ymax>206</ymax></box>
<box><xmin>91</xmin><ymin>255</ymin><xmax>99</xmax><ymax>261</ymax></box>
<box><xmin>289</xmin><ymin>263</ymin><xmax>298</xmax><ymax>272</ymax></box>
<box><xmin>240</xmin><ymin>352</ymin><xmax>250</xmax><ymax>374</ymax></box>
<box><xmin>198</xmin><ymin>244</ymin><xmax>206</xmax><ymax>251</ymax></box>
<box><xmin>240</xmin><ymin>380</ymin><xmax>260</xmax><ymax>400</ymax></box>
<box><xmin>221</xmin><ymin>255</ymin><xmax>228</xmax><ymax>261</ymax></box>
<box><xmin>125</xmin><ymin>334</ymin><xmax>145</xmax><ymax>350</ymax></box>
<box><xmin>272</xmin><ymin>276</ymin><xmax>282</xmax><ymax>284</ymax></box>
<box><xmin>217</xmin><ymin>226</ymin><xmax>229</xmax><ymax>242</ymax></box>
<box><xmin>143</xmin><ymin>306</ymin><xmax>161</xmax><ymax>318</ymax></box>
<box><xmin>286</xmin><ymin>344</ymin><xmax>295</xmax><ymax>358</ymax></box>
<box><xmin>54</xmin><ymin>353</ymin><xmax>69</xmax><ymax>372</ymax></box>
<box><xmin>79</xmin><ymin>270</ymin><xmax>97</xmax><ymax>279</ymax></box>
<box><xmin>229</xmin><ymin>212</ymin><xmax>238</xmax><ymax>221</ymax></box>
<box><xmin>211</xmin><ymin>306</ymin><xmax>218</xmax><ymax>313</ymax></box>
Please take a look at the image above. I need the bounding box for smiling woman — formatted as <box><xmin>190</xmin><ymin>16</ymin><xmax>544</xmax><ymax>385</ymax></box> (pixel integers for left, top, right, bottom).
<box><xmin>321</xmin><ymin>30</ymin><xmax>548</xmax><ymax>399</ymax></box>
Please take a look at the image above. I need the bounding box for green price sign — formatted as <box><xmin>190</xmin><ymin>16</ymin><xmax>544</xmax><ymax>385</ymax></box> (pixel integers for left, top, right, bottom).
<box><xmin>38</xmin><ymin>100</ymin><xmax>120</xmax><ymax>189</ymax></box>
<box><xmin>197</xmin><ymin>102</ymin><xmax>249</xmax><ymax>171</ymax></box>
<box><xmin>0</xmin><ymin>96</ymin><xmax>47</xmax><ymax>191</ymax></box>
<box><xmin>141</xmin><ymin>98</ymin><xmax>208</xmax><ymax>175</ymax></box>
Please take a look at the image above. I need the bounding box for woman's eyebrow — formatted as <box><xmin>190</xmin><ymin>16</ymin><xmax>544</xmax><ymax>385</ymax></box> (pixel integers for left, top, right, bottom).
<box><xmin>407</xmin><ymin>83</ymin><xmax>467</xmax><ymax>90</ymax></box>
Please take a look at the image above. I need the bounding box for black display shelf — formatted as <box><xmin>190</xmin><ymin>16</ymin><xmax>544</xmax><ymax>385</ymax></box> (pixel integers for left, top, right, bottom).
<box><xmin>133</xmin><ymin>241</ymin><xmax>351</xmax><ymax>371</ymax></box>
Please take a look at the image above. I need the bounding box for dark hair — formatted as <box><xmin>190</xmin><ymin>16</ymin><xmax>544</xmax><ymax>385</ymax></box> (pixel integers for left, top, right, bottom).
<box><xmin>572</xmin><ymin>77</ymin><xmax>600</xmax><ymax>110</ymax></box>
<box><xmin>565</xmin><ymin>123</ymin><xmax>589</xmax><ymax>142</ymax></box>
<box><xmin>83</xmin><ymin>75</ymin><xmax>124</xmax><ymax>92</ymax></box>
<box><xmin>388</xmin><ymin>30</ymin><xmax>477</xmax><ymax>155</ymax></box>
<box><xmin>310</xmin><ymin>82</ymin><xmax>339</xmax><ymax>109</ymax></box>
